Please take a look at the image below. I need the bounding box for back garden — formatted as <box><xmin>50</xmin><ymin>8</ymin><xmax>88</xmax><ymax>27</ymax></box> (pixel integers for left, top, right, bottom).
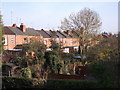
<box><xmin>1</xmin><ymin>34</ymin><xmax>120</xmax><ymax>88</ymax></box>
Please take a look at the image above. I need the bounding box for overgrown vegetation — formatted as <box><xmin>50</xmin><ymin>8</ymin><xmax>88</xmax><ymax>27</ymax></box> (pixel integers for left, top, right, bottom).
<box><xmin>21</xmin><ymin>68</ymin><xmax>32</xmax><ymax>78</ymax></box>
<box><xmin>86</xmin><ymin>33</ymin><xmax>119</xmax><ymax>88</ymax></box>
<box><xmin>44</xmin><ymin>40</ymin><xmax>62</xmax><ymax>74</ymax></box>
<box><xmin>2</xmin><ymin>77</ymin><xmax>119</xmax><ymax>89</ymax></box>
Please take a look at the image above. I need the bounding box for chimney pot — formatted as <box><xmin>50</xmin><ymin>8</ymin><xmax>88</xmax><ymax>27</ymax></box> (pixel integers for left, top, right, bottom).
<box><xmin>66</xmin><ymin>30</ymin><xmax>71</xmax><ymax>35</ymax></box>
<box><xmin>12</xmin><ymin>24</ymin><xmax>17</xmax><ymax>27</ymax></box>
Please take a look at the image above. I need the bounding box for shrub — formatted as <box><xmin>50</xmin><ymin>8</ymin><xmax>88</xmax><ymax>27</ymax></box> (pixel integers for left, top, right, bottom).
<box><xmin>39</xmin><ymin>79</ymin><xmax>99</xmax><ymax>89</ymax></box>
<box><xmin>2</xmin><ymin>76</ymin><xmax>33</xmax><ymax>88</ymax></box>
<box><xmin>88</xmin><ymin>61</ymin><xmax>117</xmax><ymax>88</ymax></box>
<box><xmin>2</xmin><ymin>77</ymin><xmax>118</xmax><ymax>89</ymax></box>
<box><xmin>2</xmin><ymin>76</ymin><xmax>45</xmax><ymax>88</ymax></box>
<box><xmin>21</xmin><ymin>68</ymin><xmax>32</xmax><ymax>78</ymax></box>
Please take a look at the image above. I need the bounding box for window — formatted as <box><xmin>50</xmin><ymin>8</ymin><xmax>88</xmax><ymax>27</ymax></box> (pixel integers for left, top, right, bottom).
<box><xmin>30</xmin><ymin>38</ymin><xmax>32</xmax><ymax>43</ymax></box>
<box><xmin>70</xmin><ymin>40</ymin><xmax>72</xmax><ymax>45</ymax></box>
<box><xmin>40</xmin><ymin>39</ymin><xmax>42</xmax><ymax>43</ymax></box>
<box><xmin>24</xmin><ymin>37</ymin><xmax>28</xmax><ymax>43</ymax></box>
<box><xmin>4</xmin><ymin>37</ymin><xmax>8</xmax><ymax>45</ymax></box>
<box><xmin>72</xmin><ymin>41</ymin><xmax>76</xmax><ymax>44</ymax></box>
<box><xmin>64</xmin><ymin>40</ymin><xmax>67</xmax><ymax>44</ymax></box>
<box><xmin>60</xmin><ymin>41</ymin><xmax>62</xmax><ymax>44</ymax></box>
<box><xmin>56</xmin><ymin>40</ymin><xmax>59</xmax><ymax>43</ymax></box>
<box><xmin>11</xmin><ymin>37</ymin><xmax>14</xmax><ymax>43</ymax></box>
<box><xmin>44</xmin><ymin>40</ymin><xmax>47</xmax><ymax>45</ymax></box>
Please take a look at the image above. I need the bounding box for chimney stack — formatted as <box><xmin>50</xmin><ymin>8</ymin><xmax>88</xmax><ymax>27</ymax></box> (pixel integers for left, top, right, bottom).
<box><xmin>66</xmin><ymin>30</ymin><xmax>71</xmax><ymax>35</ymax></box>
<box><xmin>20</xmin><ymin>23</ymin><xmax>26</xmax><ymax>32</ymax></box>
<box><xmin>12</xmin><ymin>24</ymin><xmax>17</xmax><ymax>27</ymax></box>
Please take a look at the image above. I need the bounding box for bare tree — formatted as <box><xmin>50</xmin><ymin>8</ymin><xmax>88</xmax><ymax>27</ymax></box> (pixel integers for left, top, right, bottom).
<box><xmin>60</xmin><ymin>8</ymin><xmax>101</xmax><ymax>31</ymax></box>
<box><xmin>59</xmin><ymin>8</ymin><xmax>102</xmax><ymax>65</ymax></box>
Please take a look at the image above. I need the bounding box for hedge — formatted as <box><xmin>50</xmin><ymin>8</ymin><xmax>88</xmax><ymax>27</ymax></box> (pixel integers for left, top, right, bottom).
<box><xmin>2</xmin><ymin>76</ymin><xmax>44</xmax><ymax>89</ymax></box>
<box><xmin>2</xmin><ymin>76</ymin><xmax>33</xmax><ymax>88</ymax></box>
<box><xmin>39</xmin><ymin>79</ymin><xmax>99</xmax><ymax>89</ymax></box>
<box><xmin>1</xmin><ymin>77</ymin><xmax>119</xmax><ymax>89</ymax></box>
<box><xmin>2</xmin><ymin>77</ymin><xmax>98</xmax><ymax>89</ymax></box>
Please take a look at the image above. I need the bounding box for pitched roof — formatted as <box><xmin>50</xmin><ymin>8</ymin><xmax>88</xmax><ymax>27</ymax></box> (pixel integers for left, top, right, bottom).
<box><xmin>3</xmin><ymin>25</ymin><xmax>79</xmax><ymax>38</ymax></box>
<box><xmin>4</xmin><ymin>27</ymin><xmax>26</xmax><ymax>35</ymax></box>
<box><xmin>64</xmin><ymin>30</ymin><xmax>79</xmax><ymax>38</ymax></box>
<box><xmin>71</xmin><ymin>30</ymin><xmax>79</xmax><ymax>38</ymax></box>
<box><xmin>46</xmin><ymin>30</ymin><xmax>58</xmax><ymax>38</ymax></box>
<box><xmin>25</xmin><ymin>28</ymin><xmax>40</xmax><ymax>36</ymax></box>
<box><xmin>8</xmin><ymin>27</ymin><xmax>26</xmax><ymax>35</ymax></box>
<box><xmin>3</xmin><ymin>27</ymin><xmax>15</xmax><ymax>35</ymax></box>
<box><xmin>36</xmin><ymin>29</ymin><xmax>51</xmax><ymax>38</ymax></box>
<box><xmin>56</xmin><ymin>31</ymin><xmax>66</xmax><ymax>38</ymax></box>
<box><xmin>61</xmin><ymin>31</ymin><xmax>72</xmax><ymax>38</ymax></box>
<box><xmin>4</xmin><ymin>26</ymin><xmax>41</xmax><ymax>36</ymax></box>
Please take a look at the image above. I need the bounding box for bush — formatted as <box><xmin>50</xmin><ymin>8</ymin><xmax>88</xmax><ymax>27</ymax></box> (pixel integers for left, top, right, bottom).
<box><xmin>87</xmin><ymin>61</ymin><xmax>118</xmax><ymax>88</ymax></box>
<box><xmin>2</xmin><ymin>76</ymin><xmax>45</xmax><ymax>89</ymax></box>
<box><xmin>39</xmin><ymin>79</ymin><xmax>99</xmax><ymax>89</ymax></box>
<box><xmin>2</xmin><ymin>76</ymin><xmax>33</xmax><ymax>88</ymax></box>
<box><xmin>21</xmin><ymin>68</ymin><xmax>32</xmax><ymax>78</ymax></box>
<box><xmin>2</xmin><ymin>76</ymin><xmax>119</xmax><ymax>89</ymax></box>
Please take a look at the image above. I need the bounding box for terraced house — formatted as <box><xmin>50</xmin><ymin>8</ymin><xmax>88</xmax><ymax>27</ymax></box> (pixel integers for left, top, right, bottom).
<box><xmin>3</xmin><ymin>23</ymin><xmax>42</xmax><ymax>51</ymax></box>
<box><xmin>3</xmin><ymin>23</ymin><xmax>79</xmax><ymax>53</ymax></box>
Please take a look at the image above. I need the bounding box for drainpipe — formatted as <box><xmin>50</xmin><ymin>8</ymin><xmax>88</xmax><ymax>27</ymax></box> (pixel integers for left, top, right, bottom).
<box><xmin>7</xmin><ymin>35</ymin><xmax>8</xmax><ymax>50</ymax></box>
<box><xmin>15</xmin><ymin>35</ymin><xmax>16</xmax><ymax>47</ymax></box>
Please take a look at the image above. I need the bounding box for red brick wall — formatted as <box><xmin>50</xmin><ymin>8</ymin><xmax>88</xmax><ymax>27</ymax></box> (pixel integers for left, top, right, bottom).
<box><xmin>3</xmin><ymin>35</ymin><xmax>16</xmax><ymax>50</ymax></box>
<box><xmin>3</xmin><ymin>35</ymin><xmax>43</xmax><ymax>50</ymax></box>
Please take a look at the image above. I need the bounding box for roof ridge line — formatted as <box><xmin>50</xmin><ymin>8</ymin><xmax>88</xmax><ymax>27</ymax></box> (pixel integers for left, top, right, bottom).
<box><xmin>57</xmin><ymin>31</ymin><xmax>66</xmax><ymax>38</ymax></box>
<box><xmin>41</xmin><ymin>29</ymin><xmax>51</xmax><ymax>37</ymax></box>
<box><xmin>50</xmin><ymin>30</ymin><xmax>59</xmax><ymax>38</ymax></box>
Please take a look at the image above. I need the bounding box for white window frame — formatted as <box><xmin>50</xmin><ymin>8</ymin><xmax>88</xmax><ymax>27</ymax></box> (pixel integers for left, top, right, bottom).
<box><xmin>64</xmin><ymin>40</ymin><xmax>67</xmax><ymax>44</ymax></box>
<box><xmin>4</xmin><ymin>37</ymin><xmax>8</xmax><ymax>45</ymax></box>
<box><xmin>56</xmin><ymin>40</ymin><xmax>59</xmax><ymax>43</ymax></box>
<box><xmin>11</xmin><ymin>37</ymin><xmax>14</xmax><ymax>43</ymax></box>
<box><xmin>44</xmin><ymin>40</ymin><xmax>47</xmax><ymax>45</ymax></box>
<box><xmin>70</xmin><ymin>40</ymin><xmax>72</xmax><ymax>45</ymax></box>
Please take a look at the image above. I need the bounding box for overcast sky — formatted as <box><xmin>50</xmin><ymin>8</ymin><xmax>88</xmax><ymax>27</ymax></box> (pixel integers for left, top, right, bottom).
<box><xmin>0</xmin><ymin>0</ymin><xmax>119</xmax><ymax>34</ymax></box>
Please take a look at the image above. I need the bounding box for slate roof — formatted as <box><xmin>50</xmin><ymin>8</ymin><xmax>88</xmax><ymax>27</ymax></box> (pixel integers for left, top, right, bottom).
<box><xmin>63</xmin><ymin>30</ymin><xmax>79</xmax><ymax>38</ymax></box>
<box><xmin>36</xmin><ymin>29</ymin><xmax>51</xmax><ymax>38</ymax></box>
<box><xmin>25</xmin><ymin>28</ymin><xmax>41</xmax><ymax>36</ymax></box>
<box><xmin>3</xmin><ymin>26</ymin><xmax>79</xmax><ymax>38</ymax></box>
<box><xmin>61</xmin><ymin>31</ymin><xmax>72</xmax><ymax>38</ymax></box>
<box><xmin>46</xmin><ymin>30</ymin><xmax>58</xmax><ymax>38</ymax></box>
<box><xmin>71</xmin><ymin>30</ymin><xmax>79</xmax><ymax>38</ymax></box>
<box><xmin>55</xmin><ymin>31</ymin><xmax>65</xmax><ymax>38</ymax></box>
<box><xmin>4</xmin><ymin>27</ymin><xmax>15</xmax><ymax>35</ymax></box>
<box><xmin>4</xmin><ymin>26</ymin><xmax>41</xmax><ymax>36</ymax></box>
<box><xmin>8</xmin><ymin>27</ymin><xmax>26</xmax><ymax>35</ymax></box>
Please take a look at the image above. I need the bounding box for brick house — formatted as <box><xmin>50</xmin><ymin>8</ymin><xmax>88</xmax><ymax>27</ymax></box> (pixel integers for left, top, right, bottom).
<box><xmin>3</xmin><ymin>23</ymin><xmax>80</xmax><ymax>53</ymax></box>
<box><xmin>3</xmin><ymin>23</ymin><xmax>43</xmax><ymax>52</ymax></box>
<box><xmin>36</xmin><ymin>29</ymin><xmax>79</xmax><ymax>53</ymax></box>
